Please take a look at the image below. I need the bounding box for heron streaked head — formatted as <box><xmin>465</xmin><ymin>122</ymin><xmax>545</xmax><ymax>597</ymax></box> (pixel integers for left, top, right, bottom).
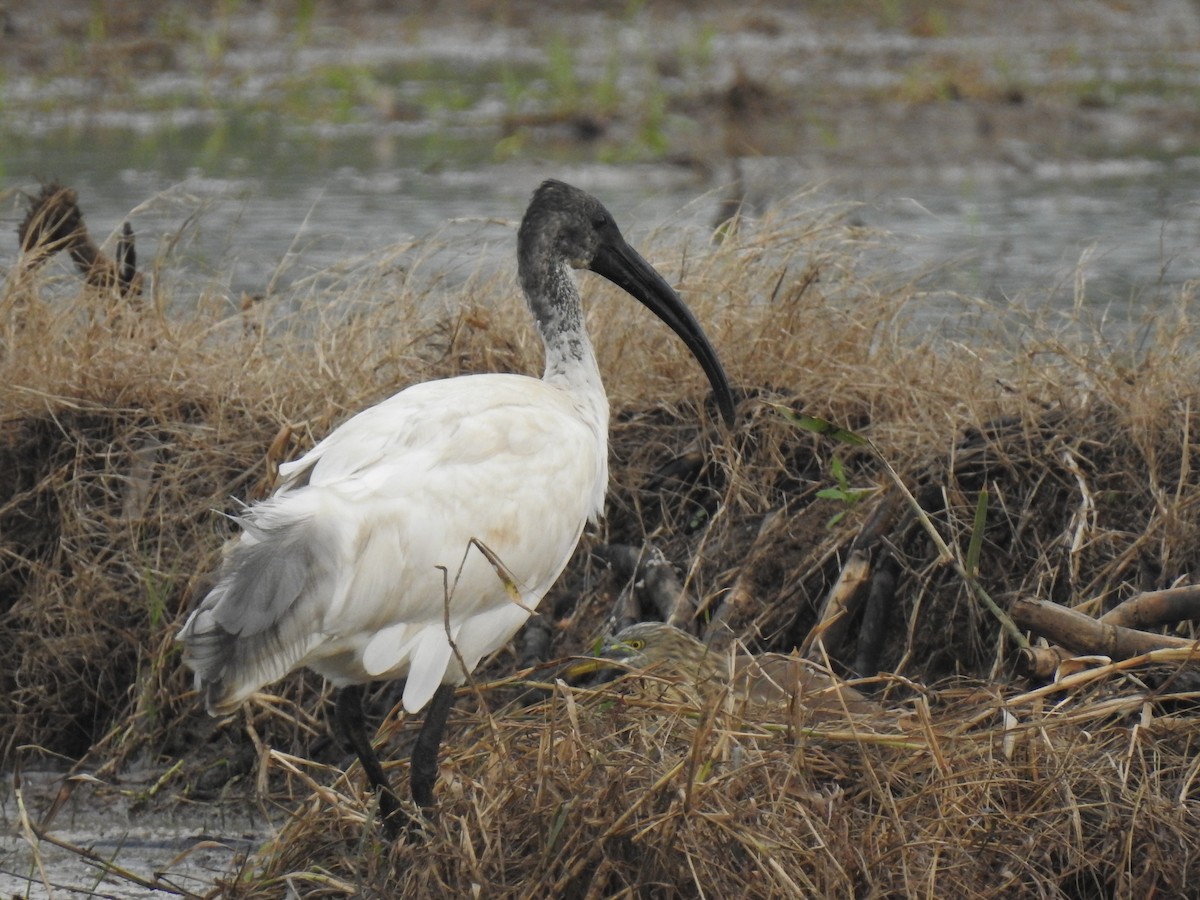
<box><xmin>564</xmin><ymin>621</ymin><xmax>724</xmax><ymax>684</ymax></box>
<box><xmin>565</xmin><ymin>621</ymin><xmax>885</xmax><ymax>719</ymax></box>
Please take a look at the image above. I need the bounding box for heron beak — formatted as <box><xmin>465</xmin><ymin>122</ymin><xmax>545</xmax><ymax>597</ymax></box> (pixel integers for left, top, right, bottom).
<box><xmin>590</xmin><ymin>235</ymin><xmax>736</xmax><ymax>428</ymax></box>
<box><xmin>559</xmin><ymin>638</ymin><xmax>639</xmax><ymax>681</ymax></box>
<box><xmin>560</xmin><ymin>656</ymin><xmax>613</xmax><ymax>680</ymax></box>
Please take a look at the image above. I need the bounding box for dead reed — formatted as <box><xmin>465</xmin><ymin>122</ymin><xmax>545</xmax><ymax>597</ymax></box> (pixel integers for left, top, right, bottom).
<box><xmin>2</xmin><ymin>191</ymin><xmax>1198</xmax><ymax>896</ymax></box>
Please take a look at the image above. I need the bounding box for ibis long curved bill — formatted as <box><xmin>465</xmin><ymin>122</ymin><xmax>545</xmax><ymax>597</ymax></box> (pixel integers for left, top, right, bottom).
<box><xmin>589</xmin><ymin>231</ymin><xmax>735</xmax><ymax>428</ymax></box>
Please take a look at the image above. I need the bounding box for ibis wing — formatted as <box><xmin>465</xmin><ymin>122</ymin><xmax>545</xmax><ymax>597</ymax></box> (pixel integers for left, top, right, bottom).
<box><xmin>180</xmin><ymin>373</ymin><xmax>607</xmax><ymax>715</ymax></box>
<box><xmin>276</xmin><ymin>374</ymin><xmax>565</xmax><ymax>489</ymax></box>
<box><xmin>177</xmin><ymin>494</ymin><xmax>343</xmax><ymax>712</ymax></box>
<box><xmin>212</xmin><ymin>515</ymin><xmax>322</xmax><ymax>636</ymax></box>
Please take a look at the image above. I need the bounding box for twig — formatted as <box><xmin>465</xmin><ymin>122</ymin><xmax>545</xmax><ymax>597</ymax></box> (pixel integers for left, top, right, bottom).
<box><xmin>871</xmin><ymin>444</ymin><xmax>1028</xmax><ymax>650</ymax></box>
<box><xmin>802</xmin><ymin>491</ymin><xmax>902</xmax><ymax>663</ymax></box>
<box><xmin>25</xmin><ymin>823</ymin><xmax>194</xmax><ymax>897</ymax></box>
<box><xmin>1099</xmin><ymin>585</ymin><xmax>1200</xmax><ymax>629</ymax></box>
<box><xmin>771</xmin><ymin>404</ymin><xmax>1028</xmax><ymax>650</ymax></box>
<box><xmin>853</xmin><ymin>556</ymin><xmax>900</xmax><ymax>676</ymax></box>
<box><xmin>702</xmin><ymin>507</ymin><xmax>783</xmax><ymax>642</ymax></box>
<box><xmin>595</xmin><ymin>542</ymin><xmax>695</xmax><ymax>629</ymax></box>
<box><xmin>1012</xmin><ymin>597</ymin><xmax>1197</xmax><ymax>658</ymax></box>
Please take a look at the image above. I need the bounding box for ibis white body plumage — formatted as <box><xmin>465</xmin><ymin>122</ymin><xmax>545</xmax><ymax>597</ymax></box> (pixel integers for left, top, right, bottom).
<box><xmin>186</xmin><ymin>371</ymin><xmax>607</xmax><ymax>716</ymax></box>
<box><xmin>177</xmin><ymin>179</ymin><xmax>734</xmax><ymax>836</ymax></box>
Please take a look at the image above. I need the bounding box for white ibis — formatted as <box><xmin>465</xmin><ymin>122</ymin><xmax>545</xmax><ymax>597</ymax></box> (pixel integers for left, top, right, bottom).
<box><xmin>177</xmin><ymin>179</ymin><xmax>735</xmax><ymax>838</ymax></box>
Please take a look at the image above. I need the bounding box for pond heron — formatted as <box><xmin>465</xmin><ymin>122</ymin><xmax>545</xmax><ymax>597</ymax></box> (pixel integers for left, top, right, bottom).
<box><xmin>566</xmin><ymin>621</ymin><xmax>882</xmax><ymax>720</ymax></box>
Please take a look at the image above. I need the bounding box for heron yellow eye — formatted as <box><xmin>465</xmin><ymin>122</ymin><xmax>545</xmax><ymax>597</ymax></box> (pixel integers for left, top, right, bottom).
<box><xmin>627</xmin><ymin>639</ymin><xmax>644</xmax><ymax>650</ymax></box>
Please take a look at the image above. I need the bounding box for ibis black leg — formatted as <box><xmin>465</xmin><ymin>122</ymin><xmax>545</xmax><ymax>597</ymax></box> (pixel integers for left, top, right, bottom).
<box><xmin>410</xmin><ymin>684</ymin><xmax>456</xmax><ymax>811</ymax></box>
<box><xmin>335</xmin><ymin>685</ymin><xmax>408</xmax><ymax>838</ymax></box>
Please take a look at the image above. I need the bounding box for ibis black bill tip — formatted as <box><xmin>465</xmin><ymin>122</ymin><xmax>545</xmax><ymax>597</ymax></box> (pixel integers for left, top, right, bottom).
<box><xmin>590</xmin><ymin>233</ymin><xmax>736</xmax><ymax>429</ymax></box>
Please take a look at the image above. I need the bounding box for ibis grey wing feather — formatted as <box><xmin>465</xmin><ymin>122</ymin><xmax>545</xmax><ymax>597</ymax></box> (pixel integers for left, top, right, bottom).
<box><xmin>178</xmin><ymin>508</ymin><xmax>334</xmax><ymax>713</ymax></box>
<box><xmin>212</xmin><ymin>516</ymin><xmax>322</xmax><ymax>636</ymax></box>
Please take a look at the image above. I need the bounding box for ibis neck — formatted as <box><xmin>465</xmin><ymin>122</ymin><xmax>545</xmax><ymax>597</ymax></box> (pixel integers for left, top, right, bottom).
<box><xmin>543</xmin><ymin>328</ymin><xmax>600</xmax><ymax>388</ymax></box>
<box><xmin>525</xmin><ymin>260</ymin><xmax>610</xmax><ymax>522</ymax></box>
<box><xmin>526</xmin><ymin>262</ymin><xmax>603</xmax><ymax>394</ymax></box>
<box><xmin>541</xmin><ymin>310</ymin><xmax>610</xmax><ymax>444</ymax></box>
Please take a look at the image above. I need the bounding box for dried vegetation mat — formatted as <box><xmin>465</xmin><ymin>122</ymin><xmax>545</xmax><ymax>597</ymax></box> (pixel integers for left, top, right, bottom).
<box><xmin>250</xmin><ymin>661</ymin><xmax>1200</xmax><ymax>897</ymax></box>
<box><xmin>2</xmin><ymin>186</ymin><xmax>1199</xmax><ymax>896</ymax></box>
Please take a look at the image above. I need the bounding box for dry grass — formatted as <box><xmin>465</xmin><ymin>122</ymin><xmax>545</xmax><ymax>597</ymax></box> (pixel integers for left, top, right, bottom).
<box><xmin>241</xmin><ymin>661</ymin><xmax>1200</xmax><ymax>898</ymax></box>
<box><xmin>2</xmin><ymin>191</ymin><xmax>1200</xmax><ymax>896</ymax></box>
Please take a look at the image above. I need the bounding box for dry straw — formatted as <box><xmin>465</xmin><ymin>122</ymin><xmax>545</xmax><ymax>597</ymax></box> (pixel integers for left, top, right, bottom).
<box><xmin>2</xmin><ymin>188</ymin><xmax>1199</xmax><ymax>895</ymax></box>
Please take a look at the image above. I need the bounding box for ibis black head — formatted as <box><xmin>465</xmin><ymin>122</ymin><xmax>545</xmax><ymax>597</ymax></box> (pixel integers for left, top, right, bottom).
<box><xmin>518</xmin><ymin>180</ymin><xmax>736</xmax><ymax>427</ymax></box>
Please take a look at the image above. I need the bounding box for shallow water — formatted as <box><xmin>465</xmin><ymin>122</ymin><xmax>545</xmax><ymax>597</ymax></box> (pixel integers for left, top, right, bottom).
<box><xmin>0</xmin><ymin>769</ymin><xmax>273</xmax><ymax>897</ymax></box>
<box><xmin>3</xmin><ymin>126</ymin><xmax>1196</xmax><ymax>338</ymax></box>
<box><xmin>2</xmin><ymin>3</ymin><xmax>1198</xmax><ymax>335</ymax></box>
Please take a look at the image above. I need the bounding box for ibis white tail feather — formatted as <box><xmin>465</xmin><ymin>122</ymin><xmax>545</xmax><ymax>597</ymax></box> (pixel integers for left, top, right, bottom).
<box><xmin>399</xmin><ymin>628</ymin><xmax>458</xmax><ymax>714</ymax></box>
